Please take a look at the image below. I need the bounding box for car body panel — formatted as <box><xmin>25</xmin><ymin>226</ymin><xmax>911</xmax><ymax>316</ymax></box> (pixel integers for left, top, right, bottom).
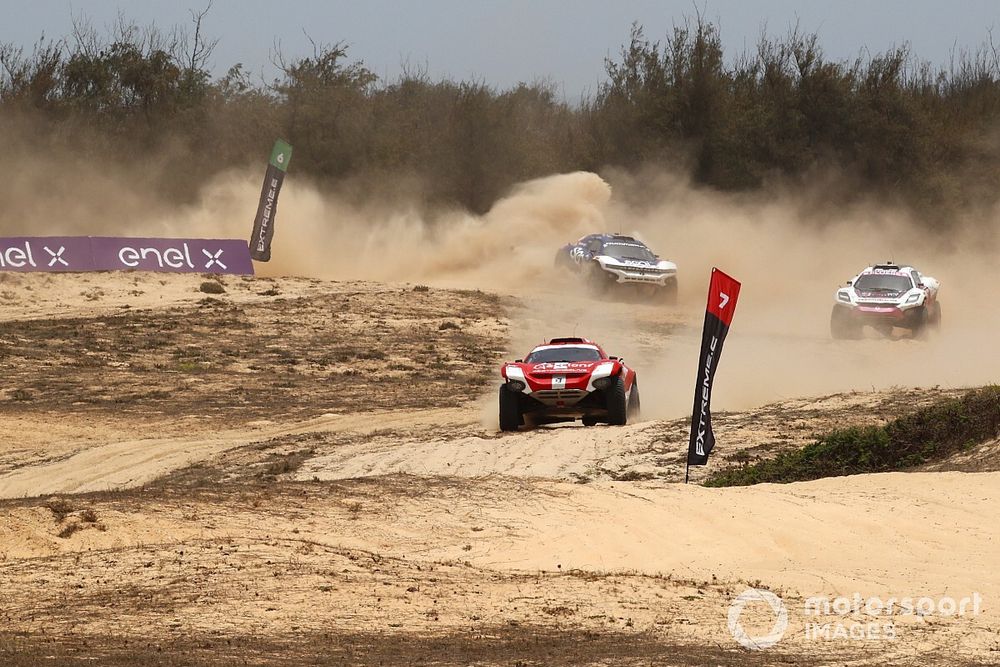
<box><xmin>500</xmin><ymin>338</ymin><xmax>636</xmax><ymax>419</ymax></box>
<box><xmin>556</xmin><ymin>234</ymin><xmax>677</xmax><ymax>289</ymax></box>
<box><xmin>833</xmin><ymin>263</ymin><xmax>940</xmax><ymax>331</ymax></box>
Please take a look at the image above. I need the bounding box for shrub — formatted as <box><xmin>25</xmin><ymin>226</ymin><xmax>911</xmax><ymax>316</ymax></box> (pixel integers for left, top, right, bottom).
<box><xmin>706</xmin><ymin>386</ymin><xmax>1000</xmax><ymax>486</ymax></box>
<box><xmin>199</xmin><ymin>281</ymin><xmax>225</xmax><ymax>294</ymax></box>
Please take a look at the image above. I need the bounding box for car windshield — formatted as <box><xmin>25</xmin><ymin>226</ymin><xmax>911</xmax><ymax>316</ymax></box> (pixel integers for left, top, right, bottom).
<box><xmin>600</xmin><ymin>242</ymin><xmax>657</xmax><ymax>262</ymax></box>
<box><xmin>526</xmin><ymin>347</ymin><xmax>603</xmax><ymax>363</ymax></box>
<box><xmin>855</xmin><ymin>274</ymin><xmax>913</xmax><ymax>292</ymax></box>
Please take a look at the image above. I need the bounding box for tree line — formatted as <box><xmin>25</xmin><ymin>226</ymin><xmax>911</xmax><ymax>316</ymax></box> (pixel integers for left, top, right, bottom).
<box><xmin>2</xmin><ymin>13</ymin><xmax>999</xmax><ymax>218</ymax></box>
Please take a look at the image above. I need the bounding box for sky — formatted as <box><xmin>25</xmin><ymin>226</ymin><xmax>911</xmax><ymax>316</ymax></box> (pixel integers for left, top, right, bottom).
<box><xmin>2</xmin><ymin>0</ymin><xmax>998</xmax><ymax>99</ymax></box>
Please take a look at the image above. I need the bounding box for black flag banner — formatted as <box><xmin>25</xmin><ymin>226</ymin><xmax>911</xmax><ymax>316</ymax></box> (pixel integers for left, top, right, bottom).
<box><xmin>686</xmin><ymin>268</ymin><xmax>742</xmax><ymax>479</ymax></box>
<box><xmin>249</xmin><ymin>139</ymin><xmax>293</xmax><ymax>262</ymax></box>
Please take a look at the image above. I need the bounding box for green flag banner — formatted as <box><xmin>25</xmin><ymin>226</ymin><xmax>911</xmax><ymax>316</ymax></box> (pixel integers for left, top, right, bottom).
<box><xmin>249</xmin><ymin>139</ymin><xmax>293</xmax><ymax>262</ymax></box>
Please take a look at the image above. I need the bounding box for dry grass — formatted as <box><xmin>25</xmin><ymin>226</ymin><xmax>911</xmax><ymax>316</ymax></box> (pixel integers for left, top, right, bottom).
<box><xmin>0</xmin><ymin>284</ymin><xmax>509</xmax><ymax>423</ymax></box>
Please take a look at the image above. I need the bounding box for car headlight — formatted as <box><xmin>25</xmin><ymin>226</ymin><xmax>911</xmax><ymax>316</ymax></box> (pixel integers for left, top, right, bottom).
<box><xmin>837</xmin><ymin>291</ymin><xmax>851</xmax><ymax>303</ymax></box>
<box><xmin>905</xmin><ymin>293</ymin><xmax>921</xmax><ymax>304</ymax></box>
<box><xmin>592</xmin><ymin>376</ymin><xmax>615</xmax><ymax>390</ymax></box>
<box><xmin>506</xmin><ymin>380</ymin><xmax>525</xmax><ymax>392</ymax></box>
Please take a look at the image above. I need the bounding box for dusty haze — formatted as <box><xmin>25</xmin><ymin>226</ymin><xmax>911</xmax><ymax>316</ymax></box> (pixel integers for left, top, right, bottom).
<box><xmin>4</xmin><ymin>152</ymin><xmax>999</xmax><ymax>418</ymax></box>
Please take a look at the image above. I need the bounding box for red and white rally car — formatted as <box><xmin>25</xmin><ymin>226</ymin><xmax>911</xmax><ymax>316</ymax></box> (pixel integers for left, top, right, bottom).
<box><xmin>498</xmin><ymin>337</ymin><xmax>640</xmax><ymax>431</ymax></box>
<box><xmin>831</xmin><ymin>262</ymin><xmax>941</xmax><ymax>338</ymax></box>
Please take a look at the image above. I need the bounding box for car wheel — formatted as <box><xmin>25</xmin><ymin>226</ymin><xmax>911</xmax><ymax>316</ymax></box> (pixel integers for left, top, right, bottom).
<box><xmin>911</xmin><ymin>306</ymin><xmax>929</xmax><ymax>338</ymax></box>
<box><xmin>499</xmin><ymin>386</ymin><xmax>521</xmax><ymax>432</ymax></box>
<box><xmin>830</xmin><ymin>305</ymin><xmax>861</xmax><ymax>340</ymax></box>
<box><xmin>588</xmin><ymin>262</ymin><xmax>610</xmax><ymax>295</ymax></box>
<box><xmin>929</xmin><ymin>302</ymin><xmax>942</xmax><ymax>328</ymax></box>
<box><xmin>627</xmin><ymin>381</ymin><xmax>641</xmax><ymax>421</ymax></box>
<box><xmin>582</xmin><ymin>416</ymin><xmax>598</xmax><ymax>427</ymax></box>
<box><xmin>606</xmin><ymin>376</ymin><xmax>628</xmax><ymax>426</ymax></box>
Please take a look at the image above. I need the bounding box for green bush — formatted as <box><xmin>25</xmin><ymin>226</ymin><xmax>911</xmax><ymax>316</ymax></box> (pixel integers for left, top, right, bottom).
<box><xmin>705</xmin><ymin>386</ymin><xmax>1000</xmax><ymax>486</ymax></box>
<box><xmin>2</xmin><ymin>13</ymin><xmax>999</xmax><ymax>216</ymax></box>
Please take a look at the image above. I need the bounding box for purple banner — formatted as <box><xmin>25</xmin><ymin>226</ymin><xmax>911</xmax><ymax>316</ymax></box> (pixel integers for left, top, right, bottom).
<box><xmin>0</xmin><ymin>237</ymin><xmax>95</xmax><ymax>272</ymax></box>
<box><xmin>0</xmin><ymin>237</ymin><xmax>254</xmax><ymax>275</ymax></box>
<box><xmin>90</xmin><ymin>237</ymin><xmax>254</xmax><ymax>275</ymax></box>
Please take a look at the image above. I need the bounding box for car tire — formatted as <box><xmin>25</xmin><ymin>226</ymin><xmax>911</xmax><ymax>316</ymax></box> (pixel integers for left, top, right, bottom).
<box><xmin>606</xmin><ymin>376</ymin><xmax>628</xmax><ymax>426</ymax></box>
<box><xmin>499</xmin><ymin>386</ymin><xmax>521</xmax><ymax>432</ymax></box>
<box><xmin>627</xmin><ymin>381</ymin><xmax>641</xmax><ymax>421</ymax></box>
<box><xmin>929</xmin><ymin>301</ymin><xmax>942</xmax><ymax>328</ymax></box>
<box><xmin>830</xmin><ymin>305</ymin><xmax>861</xmax><ymax>340</ymax></box>
<box><xmin>588</xmin><ymin>262</ymin><xmax>610</xmax><ymax>295</ymax></box>
<box><xmin>582</xmin><ymin>416</ymin><xmax>598</xmax><ymax>427</ymax></box>
<box><xmin>911</xmin><ymin>306</ymin><xmax>929</xmax><ymax>338</ymax></box>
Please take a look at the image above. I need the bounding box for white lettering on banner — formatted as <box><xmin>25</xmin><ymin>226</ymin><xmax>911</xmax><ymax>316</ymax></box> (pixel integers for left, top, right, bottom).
<box><xmin>695</xmin><ymin>335</ymin><xmax>719</xmax><ymax>456</ymax></box>
<box><xmin>256</xmin><ymin>176</ymin><xmax>280</xmax><ymax>252</ymax></box>
<box><xmin>202</xmin><ymin>248</ymin><xmax>227</xmax><ymax>270</ymax></box>
<box><xmin>140</xmin><ymin>247</ymin><xmax>162</xmax><ymax>265</ymax></box>
<box><xmin>2</xmin><ymin>244</ymin><xmax>33</xmax><ymax>268</ymax></box>
<box><xmin>44</xmin><ymin>246</ymin><xmax>68</xmax><ymax>267</ymax></box>
<box><xmin>118</xmin><ymin>243</ymin><xmax>199</xmax><ymax>269</ymax></box>
<box><xmin>119</xmin><ymin>247</ymin><xmax>141</xmax><ymax>267</ymax></box>
<box><xmin>163</xmin><ymin>247</ymin><xmax>185</xmax><ymax>268</ymax></box>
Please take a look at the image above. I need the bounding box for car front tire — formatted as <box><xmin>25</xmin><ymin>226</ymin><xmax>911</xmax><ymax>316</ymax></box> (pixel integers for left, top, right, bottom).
<box><xmin>499</xmin><ymin>386</ymin><xmax>521</xmax><ymax>432</ymax></box>
<box><xmin>627</xmin><ymin>381</ymin><xmax>641</xmax><ymax>421</ymax></box>
<box><xmin>606</xmin><ymin>376</ymin><xmax>628</xmax><ymax>426</ymax></box>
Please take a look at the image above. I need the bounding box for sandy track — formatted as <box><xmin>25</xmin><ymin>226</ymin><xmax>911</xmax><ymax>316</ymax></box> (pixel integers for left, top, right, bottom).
<box><xmin>2</xmin><ymin>471</ymin><xmax>997</xmax><ymax>664</ymax></box>
<box><xmin>298</xmin><ymin>419</ymin><xmax>665</xmax><ymax>481</ymax></box>
<box><xmin>0</xmin><ymin>407</ymin><xmax>469</xmax><ymax>498</ymax></box>
<box><xmin>3</xmin><ymin>274</ymin><xmax>999</xmax><ymax>665</ymax></box>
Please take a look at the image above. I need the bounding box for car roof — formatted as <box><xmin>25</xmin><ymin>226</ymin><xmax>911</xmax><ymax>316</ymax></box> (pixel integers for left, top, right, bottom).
<box><xmin>577</xmin><ymin>233</ymin><xmax>645</xmax><ymax>245</ymax></box>
<box><xmin>545</xmin><ymin>337</ymin><xmax>596</xmax><ymax>346</ymax></box>
<box><xmin>858</xmin><ymin>263</ymin><xmax>919</xmax><ymax>277</ymax></box>
<box><xmin>528</xmin><ymin>339</ymin><xmax>607</xmax><ymax>356</ymax></box>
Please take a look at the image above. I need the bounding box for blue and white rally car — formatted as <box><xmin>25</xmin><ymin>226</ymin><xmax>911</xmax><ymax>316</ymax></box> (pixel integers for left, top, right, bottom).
<box><xmin>555</xmin><ymin>234</ymin><xmax>678</xmax><ymax>302</ymax></box>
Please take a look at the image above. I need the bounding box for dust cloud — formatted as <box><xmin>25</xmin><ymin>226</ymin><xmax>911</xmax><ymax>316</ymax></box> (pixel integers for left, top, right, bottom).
<box><xmin>4</xmin><ymin>150</ymin><xmax>999</xmax><ymax>419</ymax></box>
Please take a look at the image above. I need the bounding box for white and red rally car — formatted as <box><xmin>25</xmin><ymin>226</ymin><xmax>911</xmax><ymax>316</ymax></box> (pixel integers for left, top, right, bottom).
<box><xmin>498</xmin><ymin>337</ymin><xmax>640</xmax><ymax>431</ymax></box>
<box><xmin>831</xmin><ymin>263</ymin><xmax>941</xmax><ymax>339</ymax></box>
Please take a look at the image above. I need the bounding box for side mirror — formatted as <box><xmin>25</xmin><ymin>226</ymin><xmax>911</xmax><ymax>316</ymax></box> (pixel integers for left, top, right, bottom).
<box><xmin>845</xmin><ymin>280</ymin><xmax>853</xmax><ymax>286</ymax></box>
<box><xmin>515</xmin><ymin>359</ymin><xmax>523</xmax><ymax>363</ymax></box>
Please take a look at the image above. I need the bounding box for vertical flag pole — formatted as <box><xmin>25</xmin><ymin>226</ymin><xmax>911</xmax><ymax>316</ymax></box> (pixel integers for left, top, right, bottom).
<box><xmin>249</xmin><ymin>139</ymin><xmax>293</xmax><ymax>262</ymax></box>
<box><xmin>685</xmin><ymin>267</ymin><xmax>741</xmax><ymax>483</ymax></box>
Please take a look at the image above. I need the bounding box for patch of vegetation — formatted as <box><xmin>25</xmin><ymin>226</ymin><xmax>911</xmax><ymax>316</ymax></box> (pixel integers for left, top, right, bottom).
<box><xmin>706</xmin><ymin>386</ymin><xmax>1000</xmax><ymax>486</ymax></box>
<box><xmin>3</xmin><ymin>12</ymin><xmax>1000</xmax><ymax>219</ymax></box>
<box><xmin>9</xmin><ymin>388</ymin><xmax>32</xmax><ymax>401</ymax></box>
<box><xmin>199</xmin><ymin>281</ymin><xmax>225</xmax><ymax>295</ymax></box>
<box><xmin>56</xmin><ymin>522</ymin><xmax>83</xmax><ymax>539</ymax></box>
<box><xmin>609</xmin><ymin>469</ymin><xmax>656</xmax><ymax>482</ymax></box>
<box><xmin>262</xmin><ymin>450</ymin><xmax>313</xmax><ymax>477</ymax></box>
<box><xmin>44</xmin><ymin>498</ymin><xmax>75</xmax><ymax>522</ymax></box>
